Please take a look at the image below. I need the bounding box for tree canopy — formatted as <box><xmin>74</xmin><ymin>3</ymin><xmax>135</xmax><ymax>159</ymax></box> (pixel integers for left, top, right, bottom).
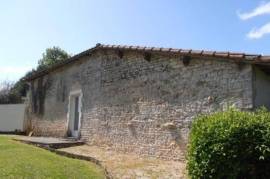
<box><xmin>0</xmin><ymin>81</ymin><xmax>21</xmax><ymax>104</ymax></box>
<box><xmin>37</xmin><ymin>46</ymin><xmax>71</xmax><ymax>70</ymax></box>
<box><xmin>0</xmin><ymin>47</ymin><xmax>70</xmax><ymax>104</ymax></box>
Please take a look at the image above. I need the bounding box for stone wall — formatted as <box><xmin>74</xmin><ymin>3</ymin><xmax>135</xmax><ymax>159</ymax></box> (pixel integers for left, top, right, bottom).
<box><xmin>26</xmin><ymin>49</ymin><xmax>254</xmax><ymax>160</ymax></box>
<box><xmin>254</xmin><ymin>67</ymin><xmax>270</xmax><ymax>109</ymax></box>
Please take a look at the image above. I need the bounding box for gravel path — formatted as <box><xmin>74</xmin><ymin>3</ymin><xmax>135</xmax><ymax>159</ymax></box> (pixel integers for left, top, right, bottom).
<box><xmin>59</xmin><ymin>145</ymin><xmax>187</xmax><ymax>179</ymax></box>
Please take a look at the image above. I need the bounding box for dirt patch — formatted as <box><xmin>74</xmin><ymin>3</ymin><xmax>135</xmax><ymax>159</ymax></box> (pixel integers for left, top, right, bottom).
<box><xmin>59</xmin><ymin>145</ymin><xmax>187</xmax><ymax>179</ymax></box>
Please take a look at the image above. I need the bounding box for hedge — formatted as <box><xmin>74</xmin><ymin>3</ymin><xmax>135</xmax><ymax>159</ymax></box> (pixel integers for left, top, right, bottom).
<box><xmin>187</xmin><ymin>108</ymin><xmax>270</xmax><ymax>179</ymax></box>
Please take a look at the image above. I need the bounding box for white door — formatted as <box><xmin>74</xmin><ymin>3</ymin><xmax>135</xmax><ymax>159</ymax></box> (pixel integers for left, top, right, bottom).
<box><xmin>68</xmin><ymin>91</ymin><xmax>82</xmax><ymax>138</ymax></box>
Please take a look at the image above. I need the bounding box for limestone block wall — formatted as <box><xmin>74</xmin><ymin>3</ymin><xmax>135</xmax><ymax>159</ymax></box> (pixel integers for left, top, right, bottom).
<box><xmin>254</xmin><ymin>67</ymin><xmax>270</xmax><ymax>109</ymax></box>
<box><xmin>26</xmin><ymin>49</ymin><xmax>253</xmax><ymax>160</ymax></box>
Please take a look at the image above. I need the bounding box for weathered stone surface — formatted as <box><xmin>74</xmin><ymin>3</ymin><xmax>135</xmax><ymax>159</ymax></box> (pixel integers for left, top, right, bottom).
<box><xmin>26</xmin><ymin>49</ymin><xmax>253</xmax><ymax>160</ymax></box>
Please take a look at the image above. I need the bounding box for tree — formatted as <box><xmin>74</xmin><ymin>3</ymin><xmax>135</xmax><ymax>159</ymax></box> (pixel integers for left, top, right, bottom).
<box><xmin>7</xmin><ymin>47</ymin><xmax>71</xmax><ymax>103</ymax></box>
<box><xmin>37</xmin><ymin>46</ymin><xmax>71</xmax><ymax>70</ymax></box>
<box><xmin>0</xmin><ymin>81</ymin><xmax>21</xmax><ymax>104</ymax></box>
<box><xmin>11</xmin><ymin>71</ymin><xmax>33</xmax><ymax>97</ymax></box>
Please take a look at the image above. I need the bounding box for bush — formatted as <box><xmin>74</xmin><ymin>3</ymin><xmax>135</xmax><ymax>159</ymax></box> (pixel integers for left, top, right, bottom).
<box><xmin>187</xmin><ymin>108</ymin><xmax>270</xmax><ymax>179</ymax></box>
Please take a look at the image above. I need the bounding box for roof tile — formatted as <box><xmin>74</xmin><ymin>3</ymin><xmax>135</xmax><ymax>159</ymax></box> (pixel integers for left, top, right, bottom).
<box><xmin>145</xmin><ymin>47</ymin><xmax>153</xmax><ymax>51</ymax></box>
<box><xmin>229</xmin><ymin>53</ymin><xmax>245</xmax><ymax>59</ymax></box>
<box><xmin>170</xmin><ymin>48</ymin><xmax>180</xmax><ymax>53</ymax></box>
<box><xmin>152</xmin><ymin>47</ymin><xmax>162</xmax><ymax>52</ymax></box>
<box><xmin>191</xmin><ymin>50</ymin><xmax>203</xmax><ymax>55</ymax></box>
<box><xmin>137</xmin><ymin>46</ymin><xmax>145</xmax><ymax>50</ymax></box>
<box><xmin>180</xmin><ymin>49</ymin><xmax>191</xmax><ymax>54</ymax></box>
<box><xmin>215</xmin><ymin>52</ymin><xmax>229</xmax><ymax>58</ymax></box>
<box><xmin>161</xmin><ymin>48</ymin><xmax>170</xmax><ymax>52</ymax></box>
<box><xmin>202</xmin><ymin>51</ymin><xmax>215</xmax><ymax>56</ymax></box>
<box><xmin>257</xmin><ymin>56</ymin><xmax>270</xmax><ymax>62</ymax></box>
<box><xmin>24</xmin><ymin>43</ymin><xmax>270</xmax><ymax>81</ymax></box>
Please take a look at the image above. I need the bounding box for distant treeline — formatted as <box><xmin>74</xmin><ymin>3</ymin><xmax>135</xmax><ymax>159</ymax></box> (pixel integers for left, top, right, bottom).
<box><xmin>0</xmin><ymin>80</ymin><xmax>28</xmax><ymax>104</ymax></box>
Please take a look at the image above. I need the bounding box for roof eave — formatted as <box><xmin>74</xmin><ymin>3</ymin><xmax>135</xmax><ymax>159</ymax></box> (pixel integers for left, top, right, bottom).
<box><xmin>24</xmin><ymin>44</ymin><xmax>270</xmax><ymax>81</ymax></box>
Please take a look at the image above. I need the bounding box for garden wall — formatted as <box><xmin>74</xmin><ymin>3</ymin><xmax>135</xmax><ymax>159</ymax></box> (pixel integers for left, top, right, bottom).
<box><xmin>0</xmin><ymin>104</ymin><xmax>25</xmax><ymax>132</ymax></box>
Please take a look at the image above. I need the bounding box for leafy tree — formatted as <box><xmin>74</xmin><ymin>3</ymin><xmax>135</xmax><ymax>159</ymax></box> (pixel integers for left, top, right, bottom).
<box><xmin>0</xmin><ymin>81</ymin><xmax>21</xmax><ymax>104</ymax></box>
<box><xmin>37</xmin><ymin>46</ymin><xmax>71</xmax><ymax>70</ymax></box>
<box><xmin>6</xmin><ymin>47</ymin><xmax>70</xmax><ymax>103</ymax></box>
<box><xmin>11</xmin><ymin>70</ymin><xmax>35</xmax><ymax>97</ymax></box>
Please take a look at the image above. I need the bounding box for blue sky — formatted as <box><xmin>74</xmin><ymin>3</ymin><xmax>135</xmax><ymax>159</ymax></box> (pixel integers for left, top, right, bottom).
<box><xmin>1</xmin><ymin>0</ymin><xmax>270</xmax><ymax>81</ymax></box>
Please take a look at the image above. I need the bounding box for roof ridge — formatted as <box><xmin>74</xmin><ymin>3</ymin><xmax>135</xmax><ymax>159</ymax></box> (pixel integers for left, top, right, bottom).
<box><xmin>97</xmin><ymin>43</ymin><xmax>263</xmax><ymax>57</ymax></box>
<box><xmin>24</xmin><ymin>43</ymin><xmax>270</xmax><ymax>81</ymax></box>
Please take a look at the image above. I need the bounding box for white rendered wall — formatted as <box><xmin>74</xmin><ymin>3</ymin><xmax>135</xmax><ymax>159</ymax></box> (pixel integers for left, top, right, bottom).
<box><xmin>0</xmin><ymin>104</ymin><xmax>25</xmax><ymax>132</ymax></box>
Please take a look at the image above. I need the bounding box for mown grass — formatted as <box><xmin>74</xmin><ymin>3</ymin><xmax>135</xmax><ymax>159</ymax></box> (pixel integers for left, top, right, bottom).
<box><xmin>0</xmin><ymin>136</ymin><xmax>105</xmax><ymax>179</ymax></box>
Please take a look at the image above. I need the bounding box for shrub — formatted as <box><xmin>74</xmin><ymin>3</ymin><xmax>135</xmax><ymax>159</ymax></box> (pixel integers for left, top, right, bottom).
<box><xmin>187</xmin><ymin>108</ymin><xmax>270</xmax><ymax>179</ymax></box>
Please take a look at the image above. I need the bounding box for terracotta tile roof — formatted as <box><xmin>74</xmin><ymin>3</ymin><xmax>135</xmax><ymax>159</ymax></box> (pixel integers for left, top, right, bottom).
<box><xmin>98</xmin><ymin>44</ymin><xmax>269</xmax><ymax>61</ymax></box>
<box><xmin>24</xmin><ymin>43</ymin><xmax>270</xmax><ymax>81</ymax></box>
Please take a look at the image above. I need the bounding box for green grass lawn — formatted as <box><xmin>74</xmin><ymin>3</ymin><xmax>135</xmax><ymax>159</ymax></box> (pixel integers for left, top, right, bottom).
<box><xmin>0</xmin><ymin>136</ymin><xmax>105</xmax><ymax>179</ymax></box>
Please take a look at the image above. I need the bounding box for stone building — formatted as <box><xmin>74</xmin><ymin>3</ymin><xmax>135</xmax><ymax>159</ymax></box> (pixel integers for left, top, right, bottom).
<box><xmin>24</xmin><ymin>44</ymin><xmax>270</xmax><ymax>160</ymax></box>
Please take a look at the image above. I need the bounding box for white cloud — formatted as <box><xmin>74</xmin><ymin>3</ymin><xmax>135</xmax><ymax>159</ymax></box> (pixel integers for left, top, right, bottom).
<box><xmin>247</xmin><ymin>22</ymin><xmax>270</xmax><ymax>39</ymax></box>
<box><xmin>238</xmin><ymin>2</ymin><xmax>270</xmax><ymax>20</ymax></box>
